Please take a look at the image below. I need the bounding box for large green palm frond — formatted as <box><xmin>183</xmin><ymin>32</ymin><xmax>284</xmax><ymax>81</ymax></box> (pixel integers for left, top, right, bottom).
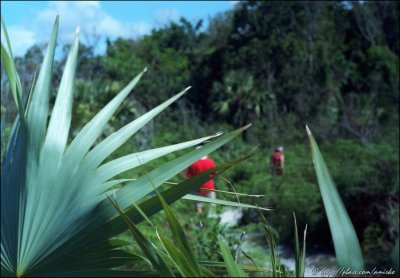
<box><xmin>1</xmin><ymin>16</ymin><xmax>253</xmax><ymax>277</ymax></box>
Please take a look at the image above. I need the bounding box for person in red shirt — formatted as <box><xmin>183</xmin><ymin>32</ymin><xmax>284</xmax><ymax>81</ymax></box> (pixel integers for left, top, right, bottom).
<box><xmin>184</xmin><ymin>151</ymin><xmax>217</xmax><ymax>213</ymax></box>
<box><xmin>271</xmin><ymin>146</ymin><xmax>285</xmax><ymax>175</ymax></box>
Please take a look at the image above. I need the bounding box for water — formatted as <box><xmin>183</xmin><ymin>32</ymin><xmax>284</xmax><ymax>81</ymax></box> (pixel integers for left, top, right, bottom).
<box><xmin>276</xmin><ymin>245</ymin><xmax>338</xmax><ymax>277</ymax></box>
<box><xmin>218</xmin><ymin>207</ymin><xmax>243</xmax><ymax>227</ymax></box>
<box><xmin>216</xmin><ymin>207</ymin><xmax>338</xmax><ymax>277</ymax></box>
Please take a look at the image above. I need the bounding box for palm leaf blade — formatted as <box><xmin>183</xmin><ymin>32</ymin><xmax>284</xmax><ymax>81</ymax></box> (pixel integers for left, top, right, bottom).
<box><xmin>306</xmin><ymin>125</ymin><xmax>364</xmax><ymax>270</ymax></box>
<box><xmin>0</xmin><ymin>17</ymin><xmax>24</xmax><ymax>116</ymax></box>
<box><xmin>115</xmin><ymin>125</ymin><xmax>251</xmax><ymax>209</ymax></box>
<box><xmin>42</xmin><ymin>28</ymin><xmax>80</xmax><ymax>169</ymax></box>
<box><xmin>84</xmin><ymin>87</ymin><xmax>191</xmax><ymax>169</ymax></box>
<box><xmin>108</xmin><ymin>197</ymin><xmax>175</xmax><ymax>277</ymax></box>
<box><xmin>97</xmin><ymin>134</ymin><xmax>219</xmax><ymax>183</ymax></box>
<box><xmin>63</xmin><ymin>69</ymin><xmax>146</xmax><ymax>169</ymax></box>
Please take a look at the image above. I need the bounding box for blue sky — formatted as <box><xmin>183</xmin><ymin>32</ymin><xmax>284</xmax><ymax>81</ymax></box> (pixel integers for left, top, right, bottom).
<box><xmin>1</xmin><ymin>1</ymin><xmax>237</xmax><ymax>56</ymax></box>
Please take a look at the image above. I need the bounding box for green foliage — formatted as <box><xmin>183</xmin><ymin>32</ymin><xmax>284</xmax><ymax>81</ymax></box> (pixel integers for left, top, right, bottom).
<box><xmin>103</xmin><ymin>28</ymin><xmax>191</xmax><ymax>108</ymax></box>
<box><xmin>211</xmin><ymin>70</ymin><xmax>267</xmax><ymax>127</ymax></box>
<box><xmin>108</xmin><ymin>197</ymin><xmax>175</xmax><ymax>277</ymax></box>
<box><xmin>293</xmin><ymin>213</ymin><xmax>307</xmax><ymax>278</ymax></box>
<box><xmin>362</xmin><ymin>224</ymin><xmax>392</xmax><ymax>266</ymax></box>
<box><xmin>218</xmin><ymin>235</ymin><xmax>248</xmax><ymax>277</ymax></box>
<box><xmin>2</xmin><ymin>0</ymin><xmax>399</xmax><ymax>273</ymax></box>
<box><xmin>111</xmin><ymin>162</ymin><xmax>266</xmax><ymax>277</ymax></box>
<box><xmin>258</xmin><ymin>210</ymin><xmax>287</xmax><ymax>277</ymax></box>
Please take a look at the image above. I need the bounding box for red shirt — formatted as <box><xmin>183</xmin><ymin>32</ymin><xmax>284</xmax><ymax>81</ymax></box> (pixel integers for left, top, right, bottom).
<box><xmin>186</xmin><ymin>157</ymin><xmax>216</xmax><ymax>195</ymax></box>
<box><xmin>271</xmin><ymin>152</ymin><xmax>283</xmax><ymax>167</ymax></box>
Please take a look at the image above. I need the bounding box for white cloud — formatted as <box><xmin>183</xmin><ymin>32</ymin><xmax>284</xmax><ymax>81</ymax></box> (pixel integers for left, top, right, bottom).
<box><xmin>1</xmin><ymin>26</ymin><xmax>36</xmax><ymax>57</ymax></box>
<box><xmin>130</xmin><ymin>22</ymin><xmax>153</xmax><ymax>37</ymax></box>
<box><xmin>36</xmin><ymin>1</ymin><xmax>151</xmax><ymax>41</ymax></box>
<box><xmin>4</xmin><ymin>1</ymin><xmax>152</xmax><ymax>57</ymax></box>
<box><xmin>154</xmin><ymin>8</ymin><xmax>180</xmax><ymax>26</ymax></box>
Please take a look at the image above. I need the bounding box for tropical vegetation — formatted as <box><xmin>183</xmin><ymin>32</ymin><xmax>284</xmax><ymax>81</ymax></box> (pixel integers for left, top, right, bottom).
<box><xmin>1</xmin><ymin>1</ymin><xmax>398</xmax><ymax>277</ymax></box>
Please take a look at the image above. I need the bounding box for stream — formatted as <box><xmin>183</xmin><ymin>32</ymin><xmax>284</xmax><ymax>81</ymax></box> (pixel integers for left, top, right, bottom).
<box><xmin>219</xmin><ymin>207</ymin><xmax>338</xmax><ymax>277</ymax></box>
<box><xmin>276</xmin><ymin>245</ymin><xmax>338</xmax><ymax>277</ymax></box>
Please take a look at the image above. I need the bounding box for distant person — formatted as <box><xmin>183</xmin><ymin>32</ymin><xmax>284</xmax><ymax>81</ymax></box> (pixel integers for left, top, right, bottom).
<box><xmin>271</xmin><ymin>146</ymin><xmax>284</xmax><ymax>175</ymax></box>
<box><xmin>184</xmin><ymin>148</ymin><xmax>217</xmax><ymax>214</ymax></box>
